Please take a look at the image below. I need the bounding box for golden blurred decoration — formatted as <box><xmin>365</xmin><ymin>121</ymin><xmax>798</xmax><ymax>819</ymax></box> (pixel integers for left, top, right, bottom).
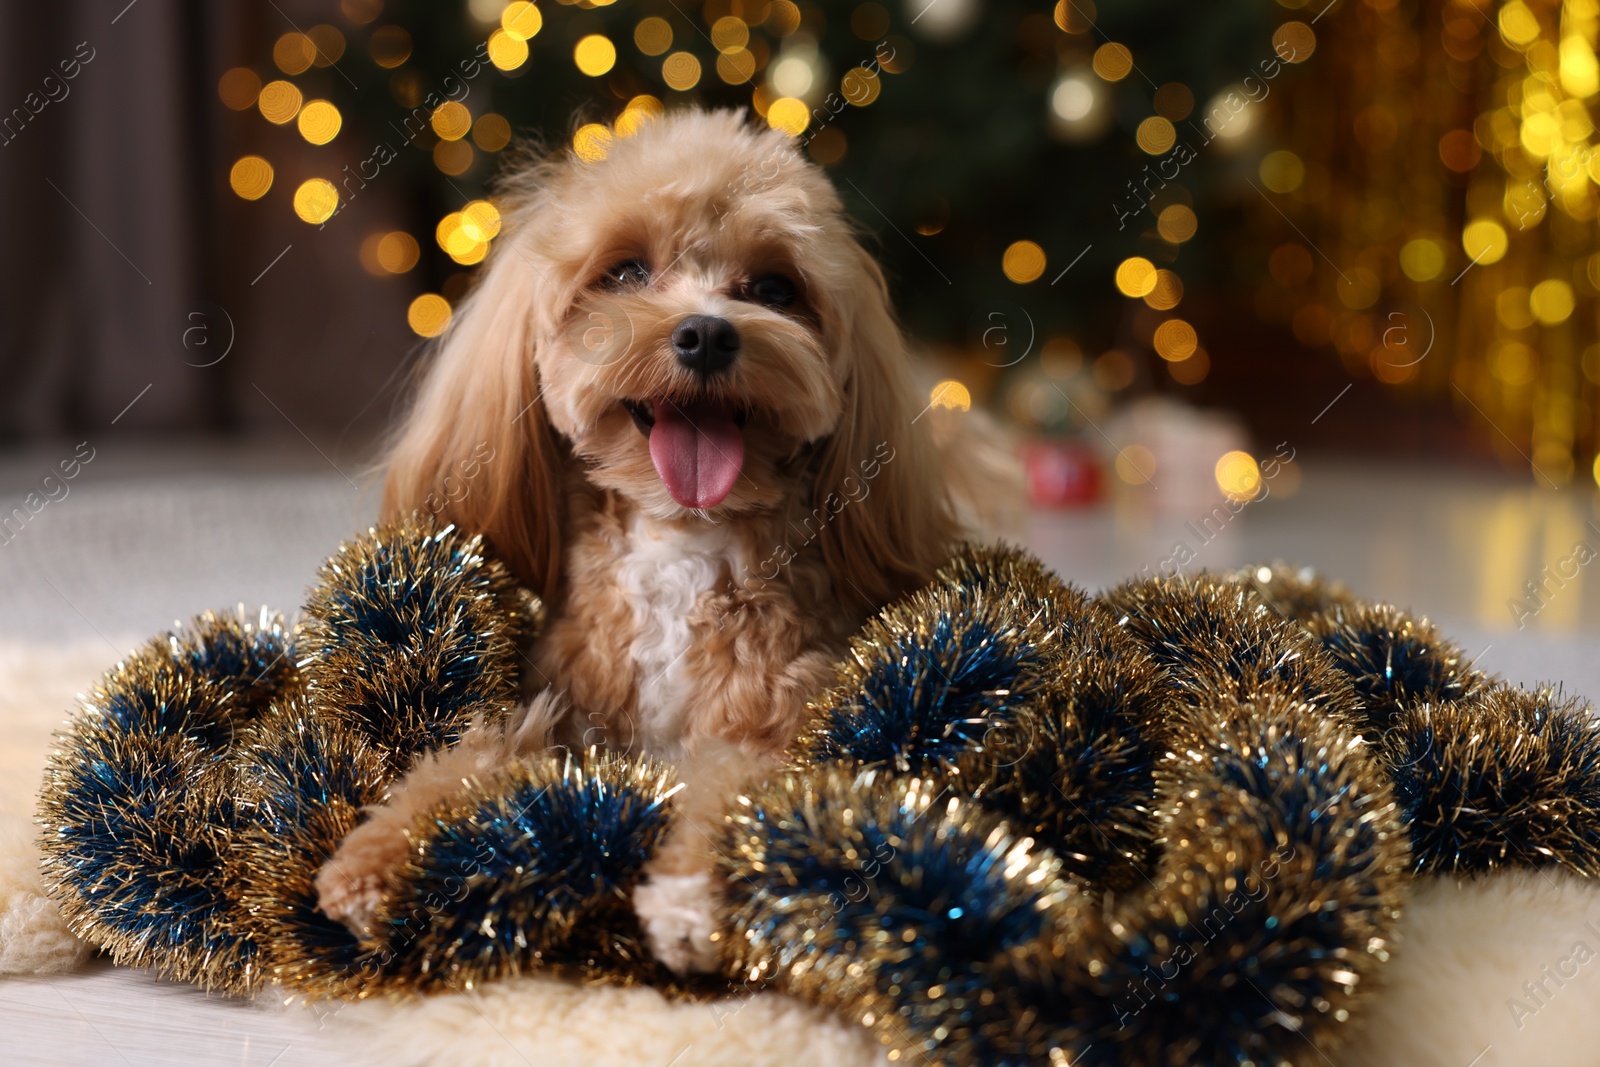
<box><xmin>274</xmin><ymin>32</ymin><xmax>316</xmax><ymax>75</ymax></box>
<box><xmin>487</xmin><ymin>29</ymin><xmax>529</xmax><ymax>71</ymax></box>
<box><xmin>218</xmin><ymin>67</ymin><xmax>261</xmax><ymax>111</ymax></box>
<box><xmin>1135</xmin><ymin>116</ymin><xmax>1176</xmax><ymax>154</ymax></box>
<box><xmin>460</xmin><ymin>200</ymin><xmax>502</xmax><ymax>241</ymax></box>
<box><xmin>1114</xmin><ymin>443</ymin><xmax>1155</xmax><ymax>485</ymax></box>
<box><xmin>369</xmin><ymin>25</ymin><xmax>412</xmax><ymax>68</ymax></box>
<box><xmin>293</xmin><ymin>179</ymin><xmax>339</xmax><ymax>224</ymax></box>
<box><xmin>472</xmin><ymin>112</ymin><xmax>512</xmax><ymax>151</ymax></box>
<box><xmin>1002</xmin><ymin>240</ymin><xmax>1047</xmax><ymax>284</ymax></box>
<box><xmin>434</xmin><ymin>139</ymin><xmax>474</xmax><ymax>175</ymax></box>
<box><xmin>767</xmin><ymin>96</ymin><xmax>808</xmax><ymax>135</ymax></box>
<box><xmin>229</xmin><ymin>156</ymin><xmax>274</xmax><ymax>201</ymax></box>
<box><xmin>1258</xmin><ymin>150</ymin><xmax>1305</xmax><ymax>193</ymax></box>
<box><xmin>616</xmin><ymin>95</ymin><xmax>663</xmax><ymax>136</ymax></box>
<box><xmin>930</xmin><ymin>380</ymin><xmax>972</xmax><ymax>411</ymax></box>
<box><xmin>377</xmin><ymin>232</ymin><xmax>420</xmax><ymax>273</ymax></box>
<box><xmin>1092</xmin><ymin>42</ymin><xmax>1133</xmax><ymax>82</ymax></box>
<box><xmin>1157</xmin><ymin>204</ymin><xmax>1197</xmax><ymax>243</ymax></box>
<box><xmin>257</xmin><ymin>80</ymin><xmax>302</xmax><ymax>125</ymax></box>
<box><xmin>711</xmin><ymin>16</ymin><xmax>750</xmax><ymax>53</ymax></box>
<box><xmin>307</xmin><ymin>25</ymin><xmax>346</xmax><ymax>66</ymax></box>
<box><xmin>1153</xmin><ymin>82</ymin><xmax>1194</xmax><ymax>120</ymax></box>
<box><xmin>1144</xmin><ymin>269</ymin><xmax>1184</xmax><ymax>310</ymax></box>
<box><xmin>341</xmin><ymin>0</ymin><xmax>382</xmax><ymax>25</ymax></box>
<box><xmin>574</xmin><ymin>34</ymin><xmax>617</xmax><ymax>77</ymax></box>
<box><xmin>501</xmin><ymin>1</ymin><xmax>542</xmax><ymax>40</ymax></box>
<box><xmin>297</xmin><ymin>100</ymin><xmax>342</xmax><ymax>145</ymax></box>
<box><xmin>841</xmin><ymin>66</ymin><xmax>881</xmax><ymax>105</ymax></box>
<box><xmin>408</xmin><ymin>294</ymin><xmax>453</xmax><ymax>338</ymax></box>
<box><xmin>1114</xmin><ymin>256</ymin><xmax>1157</xmax><ymax>298</ymax></box>
<box><xmin>1215</xmin><ymin>451</ymin><xmax>1262</xmax><ymax>502</ymax></box>
<box><xmin>663</xmin><ymin>51</ymin><xmax>703</xmax><ymax>91</ymax></box>
<box><xmin>431</xmin><ymin>101</ymin><xmax>472</xmax><ymax>141</ymax></box>
<box><xmin>1153</xmin><ymin>319</ymin><xmax>1198</xmax><ymax>361</ymax></box>
<box><xmin>718</xmin><ymin>49</ymin><xmax>758</xmax><ymax>85</ymax></box>
<box><xmin>573</xmin><ymin>123</ymin><xmax>613</xmax><ymax>163</ymax></box>
<box><xmin>635</xmin><ymin>18</ymin><xmax>673</xmax><ymax>56</ymax></box>
<box><xmin>1054</xmin><ymin>0</ymin><xmax>1095</xmax><ymax>35</ymax></box>
<box><xmin>766</xmin><ymin>1</ymin><xmax>802</xmax><ymax>36</ymax></box>
<box><xmin>1169</xmin><ymin>347</ymin><xmax>1209</xmax><ymax>384</ymax></box>
<box><xmin>1260</xmin><ymin>0</ymin><xmax>1600</xmax><ymax>480</ymax></box>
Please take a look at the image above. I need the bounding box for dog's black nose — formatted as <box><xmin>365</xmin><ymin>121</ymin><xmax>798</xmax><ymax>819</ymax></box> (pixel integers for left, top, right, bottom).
<box><xmin>671</xmin><ymin>315</ymin><xmax>739</xmax><ymax>377</ymax></box>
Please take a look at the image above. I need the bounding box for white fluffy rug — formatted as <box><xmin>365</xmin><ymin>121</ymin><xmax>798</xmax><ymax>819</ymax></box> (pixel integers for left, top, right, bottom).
<box><xmin>4</xmin><ymin>641</ymin><xmax>1599</xmax><ymax>1066</ymax></box>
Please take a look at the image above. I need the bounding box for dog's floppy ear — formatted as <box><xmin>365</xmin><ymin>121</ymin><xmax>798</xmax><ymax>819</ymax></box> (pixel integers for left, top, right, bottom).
<box><xmin>811</xmin><ymin>243</ymin><xmax>957</xmax><ymax>610</ymax></box>
<box><xmin>383</xmin><ymin>243</ymin><xmax>564</xmax><ymax>602</ymax></box>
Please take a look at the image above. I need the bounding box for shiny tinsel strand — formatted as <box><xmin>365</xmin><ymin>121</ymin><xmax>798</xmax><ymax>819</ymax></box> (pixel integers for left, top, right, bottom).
<box><xmin>791</xmin><ymin>576</ymin><xmax>1075</xmax><ymax>774</ymax></box>
<box><xmin>1229</xmin><ymin>561</ymin><xmax>1358</xmax><ymax>623</ymax></box>
<box><xmin>1100</xmin><ymin>573</ymin><xmax>1362</xmax><ymax>742</ymax></box>
<box><xmin>717</xmin><ymin>766</ymin><xmax>1077</xmax><ymax>1062</ymax></box>
<box><xmin>955</xmin><ymin>610</ymin><xmax>1165</xmax><ymax>890</ymax></box>
<box><xmin>298</xmin><ymin>517</ymin><xmax>539</xmax><ymax>771</ymax></box>
<box><xmin>375</xmin><ymin>749</ymin><xmax>681</xmax><ymax>991</ymax></box>
<box><xmin>1382</xmin><ymin>685</ymin><xmax>1600</xmax><ymax>875</ymax></box>
<box><xmin>1304</xmin><ymin>602</ymin><xmax>1489</xmax><ymax>732</ymax></box>
<box><xmin>37</xmin><ymin>609</ymin><xmax>297</xmax><ymax>995</ymax></box>
<box><xmin>227</xmin><ymin>699</ymin><xmax>394</xmax><ymax>1000</ymax></box>
<box><xmin>898</xmin><ymin>693</ymin><xmax>1407</xmax><ymax>1067</ymax></box>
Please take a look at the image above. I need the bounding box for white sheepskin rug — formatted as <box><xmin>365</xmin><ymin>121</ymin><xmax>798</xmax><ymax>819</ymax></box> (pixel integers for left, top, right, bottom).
<box><xmin>3</xmin><ymin>641</ymin><xmax>1599</xmax><ymax>1066</ymax></box>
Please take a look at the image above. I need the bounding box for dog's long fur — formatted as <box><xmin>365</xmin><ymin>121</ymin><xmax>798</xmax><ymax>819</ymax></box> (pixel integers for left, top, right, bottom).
<box><xmin>315</xmin><ymin>110</ymin><xmax>1005</xmax><ymax>967</ymax></box>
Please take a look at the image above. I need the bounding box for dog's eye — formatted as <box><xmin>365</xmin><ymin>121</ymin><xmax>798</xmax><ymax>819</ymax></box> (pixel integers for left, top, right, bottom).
<box><xmin>602</xmin><ymin>259</ymin><xmax>651</xmax><ymax>290</ymax></box>
<box><xmin>747</xmin><ymin>273</ymin><xmax>797</xmax><ymax>309</ymax></box>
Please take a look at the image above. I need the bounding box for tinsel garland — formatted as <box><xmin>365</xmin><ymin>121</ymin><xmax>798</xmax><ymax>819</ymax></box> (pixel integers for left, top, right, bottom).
<box><xmin>35</xmin><ymin>526</ymin><xmax>1600</xmax><ymax>1067</ymax></box>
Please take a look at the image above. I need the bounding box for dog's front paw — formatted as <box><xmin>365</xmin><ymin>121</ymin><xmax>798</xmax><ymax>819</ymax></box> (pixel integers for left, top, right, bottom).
<box><xmin>634</xmin><ymin>870</ymin><xmax>722</xmax><ymax>975</ymax></box>
<box><xmin>314</xmin><ymin>818</ymin><xmax>412</xmax><ymax>940</ymax></box>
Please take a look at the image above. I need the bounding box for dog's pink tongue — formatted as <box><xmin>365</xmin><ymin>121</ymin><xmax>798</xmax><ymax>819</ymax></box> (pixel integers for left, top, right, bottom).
<box><xmin>648</xmin><ymin>399</ymin><xmax>745</xmax><ymax>509</ymax></box>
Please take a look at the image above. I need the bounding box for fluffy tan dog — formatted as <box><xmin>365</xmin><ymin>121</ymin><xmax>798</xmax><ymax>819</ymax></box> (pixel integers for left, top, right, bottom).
<box><xmin>316</xmin><ymin>109</ymin><xmax>1012</xmax><ymax>971</ymax></box>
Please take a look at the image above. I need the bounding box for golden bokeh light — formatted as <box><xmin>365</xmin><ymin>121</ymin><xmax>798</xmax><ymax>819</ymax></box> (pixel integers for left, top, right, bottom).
<box><xmin>1593</xmin><ymin>453</ymin><xmax>1600</xmax><ymax>488</ymax></box>
<box><xmin>1053</xmin><ymin>0</ymin><xmax>1095</xmax><ymax>33</ymax></box>
<box><xmin>257</xmin><ymin>80</ymin><xmax>303</xmax><ymax>125</ymax></box>
<box><xmin>408</xmin><ymin>294</ymin><xmax>453</xmax><ymax>338</ymax></box>
<box><xmin>1399</xmin><ymin>238</ymin><xmax>1445</xmax><ymax>282</ymax></box>
<box><xmin>1259</xmin><ymin>150</ymin><xmax>1305</xmax><ymax>193</ymax></box>
<box><xmin>218</xmin><ymin>67</ymin><xmax>261</xmax><ymax>111</ymax></box>
<box><xmin>617</xmin><ymin>95</ymin><xmax>663</xmax><ymax>136</ymax></box>
<box><xmin>1462</xmin><ymin>218</ymin><xmax>1509</xmax><ymax>265</ymax></box>
<box><xmin>1144</xmin><ymin>269</ymin><xmax>1184</xmax><ymax>310</ymax></box>
<box><xmin>711</xmin><ymin>16</ymin><xmax>750</xmax><ymax>53</ymax></box>
<box><xmin>930</xmin><ymin>380</ymin><xmax>972</xmax><ymax>412</ymax></box>
<box><xmin>293</xmin><ymin>178</ymin><xmax>339</xmax><ymax>224</ymax></box>
<box><xmin>635</xmin><ymin>17</ymin><xmax>673</xmax><ymax>56</ymax></box>
<box><xmin>574</xmin><ymin>35</ymin><xmax>617</xmax><ymax>77</ymax></box>
<box><xmin>1153</xmin><ymin>319</ymin><xmax>1198</xmax><ymax>361</ymax></box>
<box><xmin>1157</xmin><ymin>204</ymin><xmax>1197</xmax><ymax>243</ymax></box>
<box><xmin>1530</xmin><ymin>278</ymin><xmax>1575</xmax><ymax>324</ymax></box>
<box><xmin>1215</xmin><ymin>451</ymin><xmax>1262</xmax><ymax>502</ymax></box>
<box><xmin>1498</xmin><ymin>1</ymin><xmax>1540</xmax><ymax>47</ymax></box>
<box><xmin>307</xmin><ymin>25</ymin><xmax>346</xmax><ymax>65</ymax></box>
<box><xmin>1092</xmin><ymin>43</ymin><xmax>1133</xmax><ymax>82</ymax></box>
<box><xmin>841</xmin><ymin>66</ymin><xmax>881</xmax><ymax>105</ymax></box>
<box><xmin>433</xmin><ymin>139</ymin><xmax>474</xmax><ymax>175</ymax></box>
<box><xmin>431</xmin><ymin>101</ymin><xmax>472</xmax><ymax>141</ymax></box>
<box><xmin>274</xmin><ymin>32</ymin><xmax>316</xmax><ymax>75</ymax></box>
<box><xmin>717</xmin><ymin>49</ymin><xmax>757</xmax><ymax>85</ymax></box>
<box><xmin>370</xmin><ymin>25</ymin><xmax>413</xmax><ymax>68</ymax></box>
<box><xmin>1115</xmin><ymin>444</ymin><xmax>1156</xmax><ymax>485</ymax></box>
<box><xmin>472</xmin><ymin>112</ymin><xmax>512</xmax><ymax>151</ymax></box>
<box><xmin>1169</xmin><ymin>346</ymin><xmax>1209</xmax><ymax>384</ymax></box>
<box><xmin>1272</xmin><ymin>21</ymin><xmax>1316</xmax><ymax>63</ymax></box>
<box><xmin>229</xmin><ymin>156</ymin><xmax>274</xmax><ymax>200</ymax></box>
<box><xmin>663</xmin><ymin>51</ymin><xmax>702</xmax><ymax>91</ymax></box>
<box><xmin>767</xmin><ymin>96</ymin><xmax>809</xmax><ymax>135</ymax></box>
<box><xmin>1002</xmin><ymin>240</ymin><xmax>1047</xmax><ymax>284</ymax></box>
<box><xmin>377</xmin><ymin>231</ymin><xmax>420</xmax><ymax>273</ymax></box>
<box><xmin>766</xmin><ymin>0</ymin><xmax>802</xmax><ymax>36</ymax></box>
<box><xmin>1114</xmin><ymin>256</ymin><xmax>1158</xmax><ymax>297</ymax></box>
<box><xmin>341</xmin><ymin>0</ymin><xmax>382</xmax><ymax>25</ymax></box>
<box><xmin>297</xmin><ymin>100</ymin><xmax>342</xmax><ymax>145</ymax></box>
<box><xmin>1136</xmin><ymin>116</ymin><xmax>1176</xmax><ymax>154</ymax></box>
<box><xmin>487</xmin><ymin>29</ymin><xmax>529</xmax><ymax>71</ymax></box>
<box><xmin>573</xmin><ymin>123</ymin><xmax>613</xmax><ymax>163</ymax></box>
<box><xmin>460</xmin><ymin>200</ymin><xmax>502</xmax><ymax>241</ymax></box>
<box><xmin>501</xmin><ymin>1</ymin><xmax>542</xmax><ymax>41</ymax></box>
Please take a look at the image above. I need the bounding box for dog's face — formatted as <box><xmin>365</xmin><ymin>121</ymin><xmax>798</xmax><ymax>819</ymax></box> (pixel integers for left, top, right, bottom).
<box><xmin>518</xmin><ymin>111</ymin><xmax>859</xmax><ymax>517</ymax></box>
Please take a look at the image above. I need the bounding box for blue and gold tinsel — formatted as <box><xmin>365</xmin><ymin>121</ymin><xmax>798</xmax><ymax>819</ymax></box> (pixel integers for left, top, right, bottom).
<box><xmin>35</xmin><ymin>527</ymin><xmax>1600</xmax><ymax>1065</ymax></box>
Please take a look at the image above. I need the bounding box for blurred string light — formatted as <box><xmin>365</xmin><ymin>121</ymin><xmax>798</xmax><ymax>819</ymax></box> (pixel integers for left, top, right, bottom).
<box><xmin>574</xmin><ymin>34</ymin><xmax>617</xmax><ymax>77</ymax></box>
<box><xmin>1214</xmin><ymin>450</ymin><xmax>1262</xmax><ymax>501</ymax></box>
<box><xmin>229</xmin><ymin>156</ymin><xmax>273</xmax><ymax>200</ymax></box>
<box><xmin>293</xmin><ymin>178</ymin><xmax>338</xmax><ymax>224</ymax></box>
<box><xmin>257</xmin><ymin>80</ymin><xmax>301</xmax><ymax>124</ymax></box>
<box><xmin>297</xmin><ymin>100</ymin><xmax>342</xmax><ymax>145</ymax></box>
<box><xmin>1259</xmin><ymin>0</ymin><xmax>1600</xmax><ymax>484</ymax></box>
<box><xmin>408</xmin><ymin>294</ymin><xmax>452</xmax><ymax>337</ymax></box>
<box><xmin>930</xmin><ymin>380</ymin><xmax>972</xmax><ymax>411</ymax></box>
<box><xmin>1002</xmin><ymin>240</ymin><xmax>1047</xmax><ymax>284</ymax></box>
